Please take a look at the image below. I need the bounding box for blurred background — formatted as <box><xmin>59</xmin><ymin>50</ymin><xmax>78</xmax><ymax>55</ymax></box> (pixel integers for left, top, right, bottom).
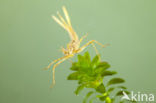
<box><xmin>0</xmin><ymin>0</ymin><xmax>156</xmax><ymax>103</ymax></box>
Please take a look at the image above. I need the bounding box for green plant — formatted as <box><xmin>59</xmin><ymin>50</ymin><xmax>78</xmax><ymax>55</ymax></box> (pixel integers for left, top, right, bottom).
<box><xmin>67</xmin><ymin>52</ymin><xmax>135</xmax><ymax>103</ymax></box>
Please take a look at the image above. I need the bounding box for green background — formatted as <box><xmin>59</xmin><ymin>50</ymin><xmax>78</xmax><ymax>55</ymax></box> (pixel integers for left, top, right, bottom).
<box><xmin>0</xmin><ymin>0</ymin><xmax>156</xmax><ymax>103</ymax></box>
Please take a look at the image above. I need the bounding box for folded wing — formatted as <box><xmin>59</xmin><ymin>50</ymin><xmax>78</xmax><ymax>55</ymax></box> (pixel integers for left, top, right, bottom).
<box><xmin>52</xmin><ymin>6</ymin><xmax>79</xmax><ymax>41</ymax></box>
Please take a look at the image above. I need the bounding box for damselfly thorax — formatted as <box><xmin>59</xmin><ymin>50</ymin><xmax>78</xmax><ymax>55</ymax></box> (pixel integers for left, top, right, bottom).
<box><xmin>62</xmin><ymin>40</ymin><xmax>80</xmax><ymax>55</ymax></box>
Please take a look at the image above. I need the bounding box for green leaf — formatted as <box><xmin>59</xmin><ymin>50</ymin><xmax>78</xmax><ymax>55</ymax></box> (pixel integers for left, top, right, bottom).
<box><xmin>99</xmin><ymin>95</ymin><xmax>106</xmax><ymax>101</ymax></box>
<box><xmin>91</xmin><ymin>55</ymin><xmax>100</xmax><ymax>68</ymax></box>
<box><xmin>116</xmin><ymin>90</ymin><xmax>130</xmax><ymax>96</ymax></box>
<box><xmin>107</xmin><ymin>86</ymin><xmax>127</xmax><ymax>94</ymax></box>
<box><xmin>108</xmin><ymin>87</ymin><xmax>115</xmax><ymax>93</ymax></box>
<box><xmin>97</xmin><ymin>62</ymin><xmax>110</xmax><ymax>70</ymax></box>
<box><xmin>75</xmin><ymin>84</ymin><xmax>85</xmax><ymax>95</ymax></box>
<box><xmin>70</xmin><ymin>62</ymin><xmax>79</xmax><ymax>71</ymax></box>
<box><xmin>84</xmin><ymin>52</ymin><xmax>91</xmax><ymax>63</ymax></box>
<box><xmin>97</xmin><ymin>94</ymin><xmax>110</xmax><ymax>102</ymax></box>
<box><xmin>78</xmin><ymin>55</ymin><xmax>85</xmax><ymax>64</ymax></box>
<box><xmin>118</xmin><ymin>86</ymin><xmax>127</xmax><ymax>89</ymax></box>
<box><xmin>67</xmin><ymin>72</ymin><xmax>79</xmax><ymax>80</ymax></box>
<box><xmin>96</xmin><ymin>95</ymin><xmax>106</xmax><ymax>101</ymax></box>
<box><xmin>96</xmin><ymin>83</ymin><xmax>106</xmax><ymax>93</ymax></box>
<box><xmin>94</xmin><ymin>67</ymin><xmax>106</xmax><ymax>74</ymax></box>
<box><xmin>83</xmin><ymin>91</ymin><xmax>94</xmax><ymax>103</ymax></box>
<box><xmin>107</xmin><ymin>78</ymin><xmax>125</xmax><ymax>86</ymax></box>
<box><xmin>101</xmin><ymin>71</ymin><xmax>117</xmax><ymax>77</ymax></box>
<box><xmin>77</xmin><ymin>54</ymin><xmax>91</xmax><ymax>72</ymax></box>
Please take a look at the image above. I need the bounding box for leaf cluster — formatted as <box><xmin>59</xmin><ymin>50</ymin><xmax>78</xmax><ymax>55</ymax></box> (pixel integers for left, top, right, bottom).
<box><xmin>67</xmin><ymin>52</ymin><xmax>135</xmax><ymax>103</ymax></box>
